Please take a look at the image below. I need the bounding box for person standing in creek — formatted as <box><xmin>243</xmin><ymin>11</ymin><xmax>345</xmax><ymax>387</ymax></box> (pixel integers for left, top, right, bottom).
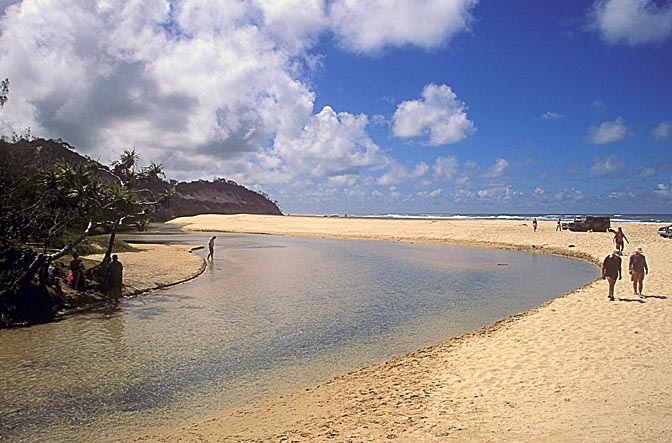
<box><xmin>107</xmin><ymin>254</ymin><xmax>123</xmax><ymax>306</ymax></box>
<box><xmin>207</xmin><ymin>236</ymin><xmax>217</xmax><ymax>261</ymax></box>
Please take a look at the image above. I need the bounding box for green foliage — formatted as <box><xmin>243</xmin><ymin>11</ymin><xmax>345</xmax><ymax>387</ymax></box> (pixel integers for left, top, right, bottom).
<box><xmin>78</xmin><ymin>236</ymin><xmax>139</xmax><ymax>256</ymax></box>
<box><xmin>0</xmin><ymin>240</ymin><xmax>59</xmax><ymax>327</ymax></box>
<box><xmin>0</xmin><ymin>140</ymin><xmax>174</xmax><ymax>326</ymax></box>
<box><xmin>0</xmin><ymin>240</ymin><xmax>33</xmax><ymax>291</ymax></box>
<box><xmin>0</xmin><ymin>148</ymin><xmax>82</xmax><ymax>245</ymax></box>
<box><xmin>49</xmin><ymin>234</ymin><xmax>139</xmax><ymax>257</ymax></box>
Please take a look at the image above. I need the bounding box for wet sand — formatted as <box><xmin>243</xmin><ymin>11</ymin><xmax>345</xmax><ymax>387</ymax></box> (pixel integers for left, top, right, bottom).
<box><xmin>129</xmin><ymin>215</ymin><xmax>672</xmax><ymax>442</ymax></box>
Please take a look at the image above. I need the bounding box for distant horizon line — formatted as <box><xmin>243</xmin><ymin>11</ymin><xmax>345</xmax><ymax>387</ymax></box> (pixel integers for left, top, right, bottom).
<box><xmin>285</xmin><ymin>213</ymin><xmax>672</xmax><ymax>223</ymax></box>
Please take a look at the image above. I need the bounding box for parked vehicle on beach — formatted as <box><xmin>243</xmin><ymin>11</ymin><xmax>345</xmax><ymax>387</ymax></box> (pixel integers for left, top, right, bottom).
<box><xmin>565</xmin><ymin>216</ymin><xmax>611</xmax><ymax>232</ymax></box>
<box><xmin>562</xmin><ymin>215</ymin><xmax>583</xmax><ymax>230</ymax></box>
<box><xmin>659</xmin><ymin>224</ymin><xmax>672</xmax><ymax>238</ymax></box>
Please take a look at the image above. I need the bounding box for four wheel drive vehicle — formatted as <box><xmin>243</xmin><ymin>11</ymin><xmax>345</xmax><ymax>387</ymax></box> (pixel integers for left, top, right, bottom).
<box><xmin>659</xmin><ymin>224</ymin><xmax>672</xmax><ymax>238</ymax></box>
<box><xmin>562</xmin><ymin>215</ymin><xmax>583</xmax><ymax>230</ymax></box>
<box><xmin>566</xmin><ymin>216</ymin><xmax>611</xmax><ymax>232</ymax></box>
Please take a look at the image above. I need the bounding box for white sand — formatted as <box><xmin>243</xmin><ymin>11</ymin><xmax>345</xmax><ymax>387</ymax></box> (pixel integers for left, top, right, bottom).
<box><xmin>87</xmin><ymin>244</ymin><xmax>205</xmax><ymax>296</ymax></box>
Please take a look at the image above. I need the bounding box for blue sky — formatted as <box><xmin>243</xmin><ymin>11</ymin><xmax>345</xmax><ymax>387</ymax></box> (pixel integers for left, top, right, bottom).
<box><xmin>1</xmin><ymin>0</ymin><xmax>671</xmax><ymax>214</ymax></box>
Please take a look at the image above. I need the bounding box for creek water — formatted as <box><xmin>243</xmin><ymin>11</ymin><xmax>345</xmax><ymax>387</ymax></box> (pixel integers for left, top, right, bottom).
<box><xmin>0</xmin><ymin>231</ymin><xmax>599</xmax><ymax>442</ymax></box>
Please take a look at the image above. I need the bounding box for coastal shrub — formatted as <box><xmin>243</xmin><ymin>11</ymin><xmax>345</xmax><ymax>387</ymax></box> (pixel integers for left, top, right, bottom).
<box><xmin>0</xmin><ymin>241</ymin><xmax>33</xmax><ymax>289</ymax></box>
<box><xmin>0</xmin><ymin>241</ymin><xmax>62</xmax><ymax>327</ymax></box>
<box><xmin>0</xmin><ymin>282</ymin><xmax>61</xmax><ymax>327</ymax></box>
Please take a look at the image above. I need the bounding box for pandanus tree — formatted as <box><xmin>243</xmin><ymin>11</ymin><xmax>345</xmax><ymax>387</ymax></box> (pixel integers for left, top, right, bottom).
<box><xmin>101</xmin><ymin>148</ymin><xmax>172</xmax><ymax>267</ymax></box>
<box><xmin>4</xmin><ymin>148</ymin><xmax>173</xmax><ymax>305</ymax></box>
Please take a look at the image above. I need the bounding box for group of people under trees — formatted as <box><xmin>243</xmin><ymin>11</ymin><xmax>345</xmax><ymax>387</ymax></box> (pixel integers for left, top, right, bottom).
<box><xmin>61</xmin><ymin>234</ymin><xmax>217</xmax><ymax>309</ymax></box>
<box><xmin>67</xmin><ymin>253</ymin><xmax>123</xmax><ymax>306</ymax></box>
<box><xmin>601</xmin><ymin>227</ymin><xmax>649</xmax><ymax>301</ymax></box>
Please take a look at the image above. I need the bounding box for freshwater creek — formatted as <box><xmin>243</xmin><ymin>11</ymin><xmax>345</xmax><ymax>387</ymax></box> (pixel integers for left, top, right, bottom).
<box><xmin>0</xmin><ymin>230</ymin><xmax>599</xmax><ymax>442</ymax></box>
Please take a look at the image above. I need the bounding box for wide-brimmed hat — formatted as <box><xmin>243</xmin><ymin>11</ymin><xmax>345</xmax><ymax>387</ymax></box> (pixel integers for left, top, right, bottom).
<box><xmin>635</xmin><ymin>247</ymin><xmax>643</xmax><ymax>253</ymax></box>
<box><xmin>613</xmin><ymin>250</ymin><xmax>620</xmax><ymax>255</ymax></box>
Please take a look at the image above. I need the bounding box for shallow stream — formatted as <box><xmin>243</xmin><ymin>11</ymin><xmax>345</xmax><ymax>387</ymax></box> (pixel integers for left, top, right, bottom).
<box><xmin>0</xmin><ymin>231</ymin><xmax>599</xmax><ymax>442</ymax></box>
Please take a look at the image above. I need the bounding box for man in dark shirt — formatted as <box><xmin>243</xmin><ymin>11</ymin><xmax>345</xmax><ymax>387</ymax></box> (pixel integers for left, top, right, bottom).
<box><xmin>602</xmin><ymin>250</ymin><xmax>622</xmax><ymax>301</ymax></box>
<box><xmin>107</xmin><ymin>254</ymin><xmax>123</xmax><ymax>306</ymax></box>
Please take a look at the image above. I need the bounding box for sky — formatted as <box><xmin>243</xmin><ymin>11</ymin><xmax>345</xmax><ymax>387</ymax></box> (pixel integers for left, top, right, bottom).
<box><xmin>0</xmin><ymin>0</ymin><xmax>671</xmax><ymax>215</ymax></box>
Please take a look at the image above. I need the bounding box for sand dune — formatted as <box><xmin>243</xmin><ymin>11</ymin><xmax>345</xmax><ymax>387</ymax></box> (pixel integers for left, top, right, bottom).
<box><xmin>128</xmin><ymin>215</ymin><xmax>672</xmax><ymax>442</ymax></box>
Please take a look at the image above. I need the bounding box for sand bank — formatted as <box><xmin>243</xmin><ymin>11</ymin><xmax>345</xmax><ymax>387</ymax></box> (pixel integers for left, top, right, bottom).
<box><xmin>87</xmin><ymin>244</ymin><xmax>206</xmax><ymax>297</ymax></box>
<box><xmin>131</xmin><ymin>215</ymin><xmax>671</xmax><ymax>442</ymax></box>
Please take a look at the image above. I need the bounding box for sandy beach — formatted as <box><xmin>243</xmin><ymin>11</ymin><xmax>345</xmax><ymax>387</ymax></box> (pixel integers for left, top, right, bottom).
<box><xmin>128</xmin><ymin>215</ymin><xmax>672</xmax><ymax>442</ymax></box>
<box><xmin>87</xmin><ymin>244</ymin><xmax>206</xmax><ymax>297</ymax></box>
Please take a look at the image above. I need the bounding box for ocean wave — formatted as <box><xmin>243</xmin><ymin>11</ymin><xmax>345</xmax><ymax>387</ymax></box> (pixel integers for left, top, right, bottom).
<box><xmin>327</xmin><ymin>213</ymin><xmax>672</xmax><ymax>224</ymax></box>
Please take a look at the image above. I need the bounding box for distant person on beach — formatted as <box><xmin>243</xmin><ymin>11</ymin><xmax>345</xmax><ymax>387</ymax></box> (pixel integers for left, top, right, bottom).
<box><xmin>556</xmin><ymin>218</ymin><xmax>562</xmax><ymax>231</ymax></box>
<box><xmin>69</xmin><ymin>253</ymin><xmax>85</xmax><ymax>291</ymax></box>
<box><xmin>107</xmin><ymin>254</ymin><xmax>123</xmax><ymax>305</ymax></box>
<box><xmin>613</xmin><ymin>227</ymin><xmax>628</xmax><ymax>253</ymax></box>
<box><xmin>207</xmin><ymin>236</ymin><xmax>216</xmax><ymax>260</ymax></box>
<box><xmin>532</xmin><ymin>218</ymin><xmax>538</xmax><ymax>231</ymax></box>
<box><xmin>602</xmin><ymin>250</ymin><xmax>622</xmax><ymax>301</ymax></box>
<box><xmin>628</xmin><ymin>247</ymin><xmax>648</xmax><ymax>297</ymax></box>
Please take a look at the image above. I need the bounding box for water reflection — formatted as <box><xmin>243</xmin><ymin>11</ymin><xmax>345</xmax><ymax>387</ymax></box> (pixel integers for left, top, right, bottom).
<box><xmin>0</xmin><ymin>233</ymin><xmax>598</xmax><ymax>442</ymax></box>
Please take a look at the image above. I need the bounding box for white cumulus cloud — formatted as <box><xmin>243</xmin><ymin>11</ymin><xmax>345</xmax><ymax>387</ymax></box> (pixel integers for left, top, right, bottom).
<box><xmin>653</xmin><ymin>120</ymin><xmax>672</xmax><ymax>140</ymax></box>
<box><xmin>476</xmin><ymin>184</ymin><xmax>513</xmax><ymax>201</ymax></box>
<box><xmin>392</xmin><ymin>84</ymin><xmax>476</xmax><ymax>146</ymax></box>
<box><xmin>0</xmin><ymin>0</ymin><xmax>479</xmax><ymax>194</ymax></box>
<box><xmin>481</xmin><ymin>158</ymin><xmax>509</xmax><ymax>179</ymax></box>
<box><xmin>432</xmin><ymin>156</ymin><xmax>460</xmax><ymax>181</ymax></box>
<box><xmin>377</xmin><ymin>161</ymin><xmax>430</xmax><ymax>186</ymax></box>
<box><xmin>257</xmin><ymin>0</ymin><xmax>328</xmax><ymax>51</ymax></box>
<box><xmin>272</xmin><ymin>106</ymin><xmax>384</xmax><ymax>179</ymax></box>
<box><xmin>589</xmin><ymin>154</ymin><xmax>626</xmax><ymax>175</ymax></box>
<box><xmin>637</xmin><ymin>165</ymin><xmax>657</xmax><ymax>177</ymax></box>
<box><xmin>588</xmin><ymin>0</ymin><xmax>672</xmax><ymax>45</ymax></box>
<box><xmin>329</xmin><ymin>0</ymin><xmax>478</xmax><ymax>53</ymax></box>
<box><xmin>654</xmin><ymin>183</ymin><xmax>672</xmax><ymax>198</ymax></box>
<box><xmin>586</xmin><ymin>117</ymin><xmax>630</xmax><ymax>144</ymax></box>
<box><xmin>540</xmin><ymin>111</ymin><xmax>564</xmax><ymax>120</ymax></box>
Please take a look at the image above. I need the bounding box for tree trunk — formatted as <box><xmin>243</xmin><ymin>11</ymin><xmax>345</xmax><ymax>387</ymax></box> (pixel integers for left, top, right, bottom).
<box><xmin>49</xmin><ymin>219</ymin><xmax>94</xmax><ymax>261</ymax></box>
<box><xmin>9</xmin><ymin>252</ymin><xmax>46</xmax><ymax>296</ymax></box>
<box><xmin>101</xmin><ymin>216</ymin><xmax>122</xmax><ymax>268</ymax></box>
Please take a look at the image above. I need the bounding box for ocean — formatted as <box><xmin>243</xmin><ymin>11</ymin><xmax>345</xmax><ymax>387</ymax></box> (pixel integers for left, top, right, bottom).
<box><xmin>317</xmin><ymin>213</ymin><xmax>672</xmax><ymax>224</ymax></box>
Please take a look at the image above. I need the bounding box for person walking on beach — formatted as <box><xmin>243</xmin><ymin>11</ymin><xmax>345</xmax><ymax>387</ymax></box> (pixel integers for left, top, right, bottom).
<box><xmin>207</xmin><ymin>236</ymin><xmax>216</xmax><ymax>260</ymax></box>
<box><xmin>556</xmin><ymin>218</ymin><xmax>562</xmax><ymax>231</ymax></box>
<box><xmin>613</xmin><ymin>227</ymin><xmax>628</xmax><ymax>254</ymax></box>
<box><xmin>532</xmin><ymin>218</ymin><xmax>538</xmax><ymax>232</ymax></box>
<box><xmin>107</xmin><ymin>254</ymin><xmax>123</xmax><ymax>306</ymax></box>
<box><xmin>628</xmin><ymin>247</ymin><xmax>648</xmax><ymax>297</ymax></box>
<box><xmin>602</xmin><ymin>250</ymin><xmax>622</xmax><ymax>301</ymax></box>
